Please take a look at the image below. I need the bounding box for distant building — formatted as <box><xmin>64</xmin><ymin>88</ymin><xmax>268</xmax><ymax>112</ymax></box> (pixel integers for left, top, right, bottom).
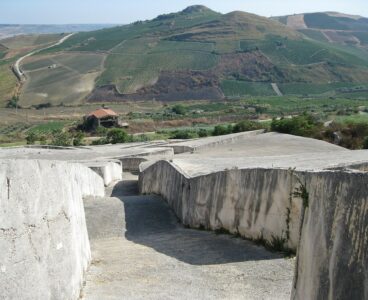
<box><xmin>83</xmin><ymin>108</ymin><xmax>128</xmax><ymax>131</ymax></box>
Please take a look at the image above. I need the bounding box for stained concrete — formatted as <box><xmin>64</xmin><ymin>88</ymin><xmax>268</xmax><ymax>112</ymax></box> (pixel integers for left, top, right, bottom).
<box><xmin>82</xmin><ymin>174</ymin><xmax>295</xmax><ymax>300</ymax></box>
<box><xmin>139</xmin><ymin>132</ymin><xmax>368</xmax><ymax>300</ymax></box>
<box><xmin>2</xmin><ymin>131</ymin><xmax>367</xmax><ymax>299</ymax></box>
<box><xmin>0</xmin><ymin>160</ymin><xmax>105</xmax><ymax>300</ymax></box>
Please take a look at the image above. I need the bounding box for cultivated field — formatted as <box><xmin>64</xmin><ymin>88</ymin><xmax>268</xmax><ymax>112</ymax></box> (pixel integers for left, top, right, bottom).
<box><xmin>100</xmin><ymin>39</ymin><xmax>217</xmax><ymax>93</ymax></box>
<box><xmin>19</xmin><ymin>52</ymin><xmax>105</xmax><ymax>106</ymax></box>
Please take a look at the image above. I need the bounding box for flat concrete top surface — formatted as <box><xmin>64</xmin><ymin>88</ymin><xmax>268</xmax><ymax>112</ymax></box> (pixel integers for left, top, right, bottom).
<box><xmin>179</xmin><ymin>132</ymin><xmax>348</xmax><ymax>157</ymax></box>
<box><xmin>82</xmin><ymin>174</ymin><xmax>294</xmax><ymax>300</ymax></box>
<box><xmin>168</xmin><ymin>130</ymin><xmax>264</xmax><ymax>148</ymax></box>
<box><xmin>141</xmin><ymin>133</ymin><xmax>368</xmax><ymax>176</ymax></box>
<box><xmin>0</xmin><ymin>141</ymin><xmax>170</xmax><ymax>162</ymax></box>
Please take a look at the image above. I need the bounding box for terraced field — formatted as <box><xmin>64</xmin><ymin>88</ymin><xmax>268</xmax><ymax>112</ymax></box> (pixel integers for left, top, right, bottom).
<box><xmin>19</xmin><ymin>53</ymin><xmax>105</xmax><ymax>106</ymax></box>
<box><xmin>99</xmin><ymin>40</ymin><xmax>218</xmax><ymax>94</ymax></box>
<box><xmin>0</xmin><ymin>63</ymin><xmax>18</xmax><ymax>106</ymax></box>
<box><xmin>240</xmin><ymin>37</ymin><xmax>368</xmax><ymax>67</ymax></box>
<box><xmin>2</xmin><ymin>6</ymin><xmax>368</xmax><ymax>106</ymax></box>
<box><xmin>26</xmin><ymin>121</ymin><xmax>68</xmax><ymax>134</ymax></box>
<box><xmin>278</xmin><ymin>82</ymin><xmax>368</xmax><ymax>96</ymax></box>
<box><xmin>298</xmin><ymin>29</ymin><xmax>329</xmax><ymax>42</ymax></box>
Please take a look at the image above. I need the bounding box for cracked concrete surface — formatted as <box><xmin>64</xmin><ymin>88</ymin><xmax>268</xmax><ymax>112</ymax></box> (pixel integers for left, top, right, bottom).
<box><xmin>82</xmin><ymin>174</ymin><xmax>294</xmax><ymax>300</ymax></box>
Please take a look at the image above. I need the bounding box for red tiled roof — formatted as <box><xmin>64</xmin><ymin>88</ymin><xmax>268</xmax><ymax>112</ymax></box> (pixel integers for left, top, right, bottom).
<box><xmin>88</xmin><ymin>108</ymin><xmax>118</xmax><ymax>119</ymax></box>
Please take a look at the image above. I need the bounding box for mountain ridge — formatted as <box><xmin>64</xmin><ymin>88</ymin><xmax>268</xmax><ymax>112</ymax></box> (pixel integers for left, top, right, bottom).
<box><xmin>2</xmin><ymin>6</ymin><xmax>368</xmax><ymax>106</ymax></box>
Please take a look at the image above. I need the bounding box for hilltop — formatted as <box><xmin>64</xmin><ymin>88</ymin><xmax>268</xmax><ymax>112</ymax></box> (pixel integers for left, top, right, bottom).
<box><xmin>273</xmin><ymin>12</ymin><xmax>368</xmax><ymax>46</ymax></box>
<box><xmin>2</xmin><ymin>6</ymin><xmax>368</xmax><ymax>106</ymax></box>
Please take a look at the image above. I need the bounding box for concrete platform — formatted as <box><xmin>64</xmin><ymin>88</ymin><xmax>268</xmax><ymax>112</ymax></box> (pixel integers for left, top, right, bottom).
<box><xmin>139</xmin><ymin>132</ymin><xmax>368</xmax><ymax>300</ymax></box>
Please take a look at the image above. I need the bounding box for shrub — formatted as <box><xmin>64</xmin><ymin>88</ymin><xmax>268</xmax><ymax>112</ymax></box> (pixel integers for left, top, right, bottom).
<box><xmin>363</xmin><ymin>137</ymin><xmax>368</xmax><ymax>149</ymax></box>
<box><xmin>91</xmin><ymin>138</ymin><xmax>108</xmax><ymax>145</ymax></box>
<box><xmin>51</xmin><ymin>130</ymin><xmax>71</xmax><ymax>146</ymax></box>
<box><xmin>6</xmin><ymin>96</ymin><xmax>19</xmax><ymax>109</ymax></box>
<box><xmin>25</xmin><ymin>132</ymin><xmax>37</xmax><ymax>145</ymax></box>
<box><xmin>96</xmin><ymin>126</ymin><xmax>108</xmax><ymax>136</ymax></box>
<box><xmin>213</xmin><ymin>125</ymin><xmax>233</xmax><ymax>136</ymax></box>
<box><xmin>39</xmin><ymin>135</ymin><xmax>47</xmax><ymax>145</ymax></box>
<box><xmin>233</xmin><ymin>120</ymin><xmax>261</xmax><ymax>133</ymax></box>
<box><xmin>172</xmin><ymin>104</ymin><xmax>187</xmax><ymax>115</ymax></box>
<box><xmin>72</xmin><ymin>132</ymin><xmax>85</xmax><ymax>146</ymax></box>
<box><xmin>170</xmin><ymin>129</ymin><xmax>196</xmax><ymax>139</ymax></box>
<box><xmin>106</xmin><ymin>128</ymin><xmax>128</xmax><ymax>144</ymax></box>
<box><xmin>271</xmin><ymin>114</ymin><xmax>321</xmax><ymax>137</ymax></box>
<box><xmin>198</xmin><ymin>128</ymin><xmax>209</xmax><ymax>137</ymax></box>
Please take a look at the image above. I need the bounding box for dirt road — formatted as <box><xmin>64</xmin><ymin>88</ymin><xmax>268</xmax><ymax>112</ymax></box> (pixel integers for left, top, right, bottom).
<box><xmin>13</xmin><ymin>33</ymin><xmax>74</xmax><ymax>80</ymax></box>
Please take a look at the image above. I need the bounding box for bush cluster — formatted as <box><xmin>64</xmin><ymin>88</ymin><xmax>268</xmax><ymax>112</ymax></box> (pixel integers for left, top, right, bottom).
<box><xmin>271</xmin><ymin>113</ymin><xmax>368</xmax><ymax>149</ymax></box>
<box><xmin>271</xmin><ymin>113</ymin><xmax>322</xmax><ymax>137</ymax></box>
<box><xmin>25</xmin><ymin>129</ymin><xmax>85</xmax><ymax>147</ymax></box>
<box><xmin>213</xmin><ymin>120</ymin><xmax>262</xmax><ymax>136</ymax></box>
<box><xmin>92</xmin><ymin>128</ymin><xmax>131</xmax><ymax>145</ymax></box>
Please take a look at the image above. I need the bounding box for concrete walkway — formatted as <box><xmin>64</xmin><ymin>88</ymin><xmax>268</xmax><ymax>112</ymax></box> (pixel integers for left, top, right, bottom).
<box><xmin>82</xmin><ymin>174</ymin><xmax>294</xmax><ymax>300</ymax></box>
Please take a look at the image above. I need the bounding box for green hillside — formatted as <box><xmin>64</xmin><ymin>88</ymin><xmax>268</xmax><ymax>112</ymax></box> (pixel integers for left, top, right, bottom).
<box><xmin>10</xmin><ymin>6</ymin><xmax>368</xmax><ymax>105</ymax></box>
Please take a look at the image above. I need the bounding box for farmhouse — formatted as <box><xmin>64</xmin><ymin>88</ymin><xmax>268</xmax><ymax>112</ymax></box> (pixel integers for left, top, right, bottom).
<box><xmin>84</xmin><ymin>108</ymin><xmax>128</xmax><ymax>131</ymax></box>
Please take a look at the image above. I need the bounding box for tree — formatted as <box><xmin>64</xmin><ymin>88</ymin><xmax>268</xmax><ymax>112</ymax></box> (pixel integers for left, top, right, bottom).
<box><xmin>106</xmin><ymin>129</ymin><xmax>128</xmax><ymax>144</ymax></box>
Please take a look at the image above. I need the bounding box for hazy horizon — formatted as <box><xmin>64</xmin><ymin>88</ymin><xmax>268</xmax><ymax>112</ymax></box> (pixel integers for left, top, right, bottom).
<box><xmin>0</xmin><ymin>0</ymin><xmax>367</xmax><ymax>25</ymax></box>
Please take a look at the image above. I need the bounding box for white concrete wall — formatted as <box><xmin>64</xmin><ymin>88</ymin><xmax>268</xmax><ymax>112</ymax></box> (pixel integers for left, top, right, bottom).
<box><xmin>0</xmin><ymin>160</ymin><xmax>105</xmax><ymax>300</ymax></box>
<box><xmin>139</xmin><ymin>160</ymin><xmax>303</xmax><ymax>250</ymax></box>
<box><xmin>292</xmin><ymin>171</ymin><xmax>368</xmax><ymax>300</ymax></box>
<box><xmin>139</xmin><ymin>160</ymin><xmax>368</xmax><ymax>299</ymax></box>
<box><xmin>85</xmin><ymin>160</ymin><xmax>122</xmax><ymax>186</ymax></box>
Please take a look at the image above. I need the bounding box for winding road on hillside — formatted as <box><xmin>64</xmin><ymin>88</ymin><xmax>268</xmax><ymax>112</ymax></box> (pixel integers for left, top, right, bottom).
<box><xmin>13</xmin><ymin>33</ymin><xmax>74</xmax><ymax>81</ymax></box>
<box><xmin>82</xmin><ymin>174</ymin><xmax>294</xmax><ymax>300</ymax></box>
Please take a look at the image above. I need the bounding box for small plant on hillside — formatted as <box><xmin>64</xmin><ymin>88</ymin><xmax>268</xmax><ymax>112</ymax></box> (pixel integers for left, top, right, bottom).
<box><xmin>6</xmin><ymin>96</ymin><xmax>19</xmax><ymax>109</ymax></box>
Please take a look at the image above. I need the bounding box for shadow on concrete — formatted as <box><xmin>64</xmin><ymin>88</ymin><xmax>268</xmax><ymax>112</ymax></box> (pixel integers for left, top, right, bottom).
<box><xmin>111</xmin><ymin>180</ymin><xmax>283</xmax><ymax>265</ymax></box>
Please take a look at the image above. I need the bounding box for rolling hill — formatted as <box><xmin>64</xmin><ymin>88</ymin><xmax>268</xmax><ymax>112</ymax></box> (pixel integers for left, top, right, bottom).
<box><xmin>6</xmin><ymin>6</ymin><xmax>368</xmax><ymax>106</ymax></box>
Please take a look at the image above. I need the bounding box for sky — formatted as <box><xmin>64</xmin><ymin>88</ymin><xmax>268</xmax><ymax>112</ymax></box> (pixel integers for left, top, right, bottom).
<box><xmin>0</xmin><ymin>0</ymin><xmax>367</xmax><ymax>24</ymax></box>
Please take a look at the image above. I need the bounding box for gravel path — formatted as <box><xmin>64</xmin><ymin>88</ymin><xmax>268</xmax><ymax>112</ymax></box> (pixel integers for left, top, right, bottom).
<box><xmin>82</xmin><ymin>174</ymin><xmax>294</xmax><ymax>300</ymax></box>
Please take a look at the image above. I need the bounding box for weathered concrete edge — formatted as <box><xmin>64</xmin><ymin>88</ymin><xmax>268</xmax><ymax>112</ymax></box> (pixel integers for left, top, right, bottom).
<box><xmin>139</xmin><ymin>159</ymin><xmax>368</xmax><ymax>299</ymax></box>
<box><xmin>139</xmin><ymin>160</ymin><xmax>304</xmax><ymax>250</ymax></box>
<box><xmin>168</xmin><ymin>130</ymin><xmax>265</xmax><ymax>154</ymax></box>
<box><xmin>0</xmin><ymin>159</ymin><xmax>105</xmax><ymax>300</ymax></box>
